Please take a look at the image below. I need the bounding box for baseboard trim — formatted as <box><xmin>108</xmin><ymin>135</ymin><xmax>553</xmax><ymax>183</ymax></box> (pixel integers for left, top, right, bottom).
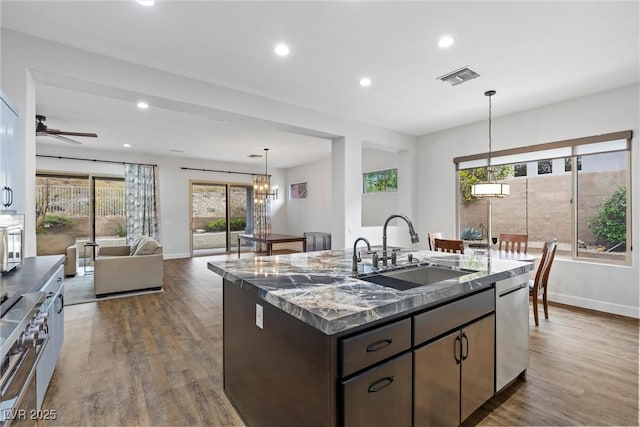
<box><xmin>548</xmin><ymin>292</ymin><xmax>639</xmax><ymax>319</ymax></box>
<box><xmin>164</xmin><ymin>252</ymin><xmax>191</xmax><ymax>260</ymax></box>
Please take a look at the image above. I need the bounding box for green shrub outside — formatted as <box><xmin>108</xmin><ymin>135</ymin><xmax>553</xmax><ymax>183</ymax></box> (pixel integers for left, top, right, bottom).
<box><xmin>204</xmin><ymin>218</ymin><xmax>246</xmax><ymax>232</ymax></box>
<box><xmin>37</xmin><ymin>215</ymin><xmax>75</xmax><ymax>234</ymax></box>
<box><xmin>114</xmin><ymin>224</ymin><xmax>127</xmax><ymax>237</ymax></box>
<box><xmin>588</xmin><ymin>186</ymin><xmax>626</xmax><ymax>250</ymax></box>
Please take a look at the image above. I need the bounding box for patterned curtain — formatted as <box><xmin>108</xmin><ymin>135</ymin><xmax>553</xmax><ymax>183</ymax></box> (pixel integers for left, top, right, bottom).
<box><xmin>124</xmin><ymin>164</ymin><xmax>159</xmax><ymax>242</ymax></box>
<box><xmin>253</xmin><ymin>174</ymin><xmax>271</xmax><ymax>252</ymax></box>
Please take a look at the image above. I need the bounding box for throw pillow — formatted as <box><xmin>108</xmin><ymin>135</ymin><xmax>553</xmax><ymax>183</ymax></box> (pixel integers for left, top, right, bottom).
<box><xmin>129</xmin><ymin>236</ymin><xmax>145</xmax><ymax>255</ymax></box>
<box><xmin>134</xmin><ymin>238</ymin><xmax>160</xmax><ymax>255</ymax></box>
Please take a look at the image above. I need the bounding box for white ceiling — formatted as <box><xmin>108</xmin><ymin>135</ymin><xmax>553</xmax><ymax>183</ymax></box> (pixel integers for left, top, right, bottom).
<box><xmin>33</xmin><ymin>84</ymin><xmax>331</xmax><ymax>169</ymax></box>
<box><xmin>2</xmin><ymin>1</ymin><xmax>638</xmax><ymax>167</ymax></box>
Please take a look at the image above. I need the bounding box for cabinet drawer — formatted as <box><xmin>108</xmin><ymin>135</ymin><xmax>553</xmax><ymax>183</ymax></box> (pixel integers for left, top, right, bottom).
<box><xmin>40</xmin><ymin>265</ymin><xmax>64</xmax><ymax>295</ymax></box>
<box><xmin>341</xmin><ymin>352</ymin><xmax>412</xmax><ymax>427</ymax></box>
<box><xmin>414</xmin><ymin>288</ymin><xmax>494</xmax><ymax>346</ymax></box>
<box><xmin>341</xmin><ymin>318</ymin><xmax>411</xmax><ymax>377</ymax></box>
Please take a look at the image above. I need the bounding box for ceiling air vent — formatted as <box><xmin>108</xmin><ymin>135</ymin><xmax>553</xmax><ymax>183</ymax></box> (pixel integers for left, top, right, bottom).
<box><xmin>248</xmin><ymin>154</ymin><xmax>263</xmax><ymax>158</ymax></box>
<box><xmin>437</xmin><ymin>66</ymin><xmax>480</xmax><ymax>86</ymax></box>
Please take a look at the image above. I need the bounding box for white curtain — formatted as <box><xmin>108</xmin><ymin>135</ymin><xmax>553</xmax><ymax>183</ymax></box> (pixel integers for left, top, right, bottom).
<box><xmin>124</xmin><ymin>164</ymin><xmax>159</xmax><ymax>242</ymax></box>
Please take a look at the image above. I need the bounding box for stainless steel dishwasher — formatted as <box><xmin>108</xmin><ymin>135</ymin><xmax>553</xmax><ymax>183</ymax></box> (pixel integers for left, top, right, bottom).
<box><xmin>495</xmin><ymin>274</ymin><xmax>529</xmax><ymax>392</ymax></box>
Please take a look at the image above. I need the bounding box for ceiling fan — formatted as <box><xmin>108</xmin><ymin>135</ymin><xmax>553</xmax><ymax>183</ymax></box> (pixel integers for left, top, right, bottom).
<box><xmin>35</xmin><ymin>114</ymin><xmax>98</xmax><ymax>144</ymax></box>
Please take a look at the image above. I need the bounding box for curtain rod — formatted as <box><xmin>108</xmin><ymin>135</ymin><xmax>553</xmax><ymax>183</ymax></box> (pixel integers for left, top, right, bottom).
<box><xmin>180</xmin><ymin>166</ymin><xmax>269</xmax><ymax>177</ymax></box>
<box><xmin>36</xmin><ymin>154</ymin><xmax>157</xmax><ymax>167</ymax></box>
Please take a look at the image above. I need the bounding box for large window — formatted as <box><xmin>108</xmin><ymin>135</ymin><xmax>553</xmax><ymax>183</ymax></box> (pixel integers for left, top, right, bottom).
<box><xmin>455</xmin><ymin>131</ymin><xmax>631</xmax><ymax>264</ymax></box>
<box><xmin>36</xmin><ymin>173</ymin><xmax>126</xmax><ymax>271</ymax></box>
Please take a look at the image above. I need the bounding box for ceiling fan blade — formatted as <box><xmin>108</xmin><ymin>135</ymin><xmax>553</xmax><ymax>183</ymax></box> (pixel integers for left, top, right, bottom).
<box><xmin>51</xmin><ymin>135</ymin><xmax>82</xmax><ymax>145</ymax></box>
<box><xmin>46</xmin><ymin>129</ymin><xmax>98</xmax><ymax>138</ymax></box>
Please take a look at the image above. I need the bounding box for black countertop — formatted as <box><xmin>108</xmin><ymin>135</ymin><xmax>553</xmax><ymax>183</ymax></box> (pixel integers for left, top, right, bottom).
<box><xmin>0</xmin><ymin>255</ymin><xmax>65</xmax><ymax>317</ymax></box>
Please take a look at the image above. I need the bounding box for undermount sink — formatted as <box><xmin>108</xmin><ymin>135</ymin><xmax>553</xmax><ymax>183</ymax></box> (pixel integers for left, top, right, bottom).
<box><xmin>361</xmin><ymin>265</ymin><xmax>473</xmax><ymax>291</ymax></box>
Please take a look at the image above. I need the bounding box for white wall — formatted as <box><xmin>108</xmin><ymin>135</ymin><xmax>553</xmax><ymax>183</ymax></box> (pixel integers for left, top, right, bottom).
<box><xmin>1</xmin><ymin>29</ymin><xmax>417</xmax><ymax>253</ymax></box>
<box><xmin>417</xmin><ymin>84</ymin><xmax>640</xmax><ymax>318</ymax></box>
<box><xmin>285</xmin><ymin>156</ymin><xmax>332</xmax><ymax>237</ymax></box>
<box><xmin>36</xmin><ymin>144</ymin><xmax>285</xmax><ymax>259</ymax></box>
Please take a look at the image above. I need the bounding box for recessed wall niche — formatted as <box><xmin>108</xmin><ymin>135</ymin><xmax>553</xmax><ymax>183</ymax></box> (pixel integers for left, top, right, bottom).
<box><xmin>361</xmin><ymin>148</ymin><xmax>399</xmax><ymax>226</ymax></box>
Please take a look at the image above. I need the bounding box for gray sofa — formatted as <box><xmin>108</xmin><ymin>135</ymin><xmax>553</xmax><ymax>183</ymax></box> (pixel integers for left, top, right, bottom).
<box><xmin>94</xmin><ymin>244</ymin><xmax>163</xmax><ymax>297</ymax></box>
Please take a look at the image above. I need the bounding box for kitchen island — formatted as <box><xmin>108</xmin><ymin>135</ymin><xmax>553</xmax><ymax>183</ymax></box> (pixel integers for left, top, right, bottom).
<box><xmin>208</xmin><ymin>249</ymin><xmax>534</xmax><ymax>427</ymax></box>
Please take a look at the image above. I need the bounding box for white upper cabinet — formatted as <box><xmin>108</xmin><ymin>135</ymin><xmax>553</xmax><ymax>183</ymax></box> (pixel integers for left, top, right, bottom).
<box><xmin>0</xmin><ymin>91</ymin><xmax>19</xmax><ymax>210</ymax></box>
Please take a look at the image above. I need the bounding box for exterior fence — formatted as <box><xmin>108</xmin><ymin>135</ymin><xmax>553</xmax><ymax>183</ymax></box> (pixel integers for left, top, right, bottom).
<box><xmin>36</xmin><ymin>185</ymin><xmax>125</xmax><ymax>217</ymax></box>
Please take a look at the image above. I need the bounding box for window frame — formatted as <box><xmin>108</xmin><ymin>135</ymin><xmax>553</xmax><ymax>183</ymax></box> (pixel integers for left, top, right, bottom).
<box><xmin>362</xmin><ymin>168</ymin><xmax>398</xmax><ymax>193</ymax></box>
<box><xmin>454</xmin><ymin>130</ymin><xmax>632</xmax><ymax>266</ymax></box>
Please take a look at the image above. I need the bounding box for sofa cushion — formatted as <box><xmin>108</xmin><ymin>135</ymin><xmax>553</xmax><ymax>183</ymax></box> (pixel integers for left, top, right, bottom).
<box><xmin>129</xmin><ymin>236</ymin><xmax>145</xmax><ymax>255</ymax></box>
<box><xmin>134</xmin><ymin>237</ymin><xmax>160</xmax><ymax>255</ymax></box>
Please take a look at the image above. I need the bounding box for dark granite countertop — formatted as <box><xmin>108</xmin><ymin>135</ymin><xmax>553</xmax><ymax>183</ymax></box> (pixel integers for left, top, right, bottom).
<box><xmin>208</xmin><ymin>249</ymin><xmax>534</xmax><ymax>335</ymax></box>
<box><xmin>0</xmin><ymin>255</ymin><xmax>65</xmax><ymax>317</ymax></box>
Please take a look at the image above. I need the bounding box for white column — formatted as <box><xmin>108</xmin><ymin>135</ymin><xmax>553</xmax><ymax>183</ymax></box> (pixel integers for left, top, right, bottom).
<box><xmin>331</xmin><ymin>136</ymin><xmax>362</xmax><ymax>249</ymax></box>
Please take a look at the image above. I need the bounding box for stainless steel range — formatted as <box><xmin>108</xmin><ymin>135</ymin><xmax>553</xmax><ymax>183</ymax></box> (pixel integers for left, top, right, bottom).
<box><xmin>0</xmin><ymin>292</ymin><xmax>49</xmax><ymax>427</ymax></box>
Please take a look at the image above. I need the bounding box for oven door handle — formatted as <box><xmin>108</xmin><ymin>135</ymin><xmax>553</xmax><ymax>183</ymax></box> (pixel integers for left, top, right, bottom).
<box><xmin>57</xmin><ymin>293</ymin><xmax>64</xmax><ymax>314</ymax></box>
<box><xmin>0</xmin><ymin>334</ymin><xmax>50</xmax><ymax>413</ymax></box>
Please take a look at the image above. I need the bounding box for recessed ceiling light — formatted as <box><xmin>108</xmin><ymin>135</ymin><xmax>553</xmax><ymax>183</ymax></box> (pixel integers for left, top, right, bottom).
<box><xmin>438</xmin><ymin>35</ymin><xmax>454</xmax><ymax>48</ymax></box>
<box><xmin>137</xmin><ymin>101</ymin><xmax>149</xmax><ymax>109</ymax></box>
<box><xmin>274</xmin><ymin>43</ymin><xmax>290</xmax><ymax>57</ymax></box>
<box><xmin>137</xmin><ymin>0</ymin><xmax>155</xmax><ymax>6</ymax></box>
<box><xmin>123</xmin><ymin>144</ymin><xmax>131</xmax><ymax>148</ymax></box>
<box><xmin>359</xmin><ymin>77</ymin><xmax>372</xmax><ymax>87</ymax></box>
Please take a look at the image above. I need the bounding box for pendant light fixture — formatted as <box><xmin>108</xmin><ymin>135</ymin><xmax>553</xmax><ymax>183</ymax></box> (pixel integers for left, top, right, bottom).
<box><xmin>471</xmin><ymin>90</ymin><xmax>510</xmax><ymax>198</ymax></box>
<box><xmin>254</xmin><ymin>148</ymin><xmax>278</xmax><ymax>203</ymax></box>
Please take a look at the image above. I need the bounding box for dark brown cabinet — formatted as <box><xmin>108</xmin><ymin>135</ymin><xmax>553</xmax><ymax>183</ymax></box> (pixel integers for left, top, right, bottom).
<box><xmin>340</xmin><ymin>318</ymin><xmax>412</xmax><ymax>427</ymax></box>
<box><xmin>341</xmin><ymin>352</ymin><xmax>412</xmax><ymax>427</ymax></box>
<box><xmin>414</xmin><ymin>314</ymin><xmax>495</xmax><ymax>426</ymax></box>
<box><xmin>222</xmin><ymin>274</ymin><xmax>500</xmax><ymax>427</ymax></box>
<box><xmin>341</xmin><ymin>317</ymin><xmax>411</xmax><ymax>377</ymax></box>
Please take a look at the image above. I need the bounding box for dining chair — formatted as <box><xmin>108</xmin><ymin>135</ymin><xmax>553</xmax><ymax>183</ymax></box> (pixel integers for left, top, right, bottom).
<box><xmin>433</xmin><ymin>238</ymin><xmax>464</xmax><ymax>254</ymax></box>
<box><xmin>498</xmin><ymin>233</ymin><xmax>528</xmax><ymax>253</ymax></box>
<box><xmin>529</xmin><ymin>240</ymin><xmax>558</xmax><ymax>326</ymax></box>
<box><xmin>427</xmin><ymin>232</ymin><xmax>443</xmax><ymax>251</ymax></box>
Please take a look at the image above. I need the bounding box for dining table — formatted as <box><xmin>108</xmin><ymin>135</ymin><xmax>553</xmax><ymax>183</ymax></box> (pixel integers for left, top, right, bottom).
<box><xmin>237</xmin><ymin>233</ymin><xmax>307</xmax><ymax>258</ymax></box>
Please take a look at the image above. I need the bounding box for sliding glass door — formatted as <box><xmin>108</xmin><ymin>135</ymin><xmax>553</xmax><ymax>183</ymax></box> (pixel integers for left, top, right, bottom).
<box><xmin>190</xmin><ymin>181</ymin><xmax>253</xmax><ymax>256</ymax></box>
<box><xmin>36</xmin><ymin>173</ymin><xmax>126</xmax><ymax>273</ymax></box>
<box><xmin>94</xmin><ymin>177</ymin><xmax>126</xmax><ymax>246</ymax></box>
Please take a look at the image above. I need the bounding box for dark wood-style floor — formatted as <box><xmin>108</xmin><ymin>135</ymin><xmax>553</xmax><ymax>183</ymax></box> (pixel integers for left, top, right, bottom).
<box><xmin>42</xmin><ymin>256</ymin><xmax>639</xmax><ymax>426</ymax></box>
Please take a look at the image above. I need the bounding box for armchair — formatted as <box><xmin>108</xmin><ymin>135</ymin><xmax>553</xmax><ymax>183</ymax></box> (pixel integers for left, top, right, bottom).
<box><xmin>94</xmin><ymin>243</ymin><xmax>163</xmax><ymax>297</ymax></box>
<box><xmin>36</xmin><ymin>233</ymin><xmax>77</xmax><ymax>277</ymax></box>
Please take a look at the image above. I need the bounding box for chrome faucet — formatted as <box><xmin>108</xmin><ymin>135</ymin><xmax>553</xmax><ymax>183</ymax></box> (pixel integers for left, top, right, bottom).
<box><xmin>352</xmin><ymin>237</ymin><xmax>372</xmax><ymax>274</ymax></box>
<box><xmin>382</xmin><ymin>214</ymin><xmax>420</xmax><ymax>266</ymax></box>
